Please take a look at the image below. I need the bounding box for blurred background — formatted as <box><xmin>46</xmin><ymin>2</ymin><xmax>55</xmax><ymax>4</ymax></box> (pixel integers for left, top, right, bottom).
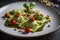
<box><xmin>0</xmin><ymin>0</ymin><xmax>60</xmax><ymax>6</ymax></box>
<box><xmin>0</xmin><ymin>0</ymin><xmax>60</xmax><ymax>40</ymax></box>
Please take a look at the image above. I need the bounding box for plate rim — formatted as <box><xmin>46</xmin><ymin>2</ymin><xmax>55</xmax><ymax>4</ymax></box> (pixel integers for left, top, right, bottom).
<box><xmin>0</xmin><ymin>1</ymin><xmax>60</xmax><ymax>37</ymax></box>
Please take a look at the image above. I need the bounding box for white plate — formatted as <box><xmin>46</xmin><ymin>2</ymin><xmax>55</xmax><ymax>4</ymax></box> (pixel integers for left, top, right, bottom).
<box><xmin>0</xmin><ymin>2</ymin><xmax>60</xmax><ymax>37</ymax></box>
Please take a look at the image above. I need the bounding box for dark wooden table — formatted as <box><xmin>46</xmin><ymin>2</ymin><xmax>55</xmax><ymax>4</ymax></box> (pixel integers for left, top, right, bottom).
<box><xmin>0</xmin><ymin>0</ymin><xmax>60</xmax><ymax>40</ymax></box>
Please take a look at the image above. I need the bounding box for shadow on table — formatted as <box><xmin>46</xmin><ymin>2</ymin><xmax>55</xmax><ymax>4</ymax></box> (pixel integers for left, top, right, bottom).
<box><xmin>0</xmin><ymin>30</ymin><xmax>56</xmax><ymax>40</ymax></box>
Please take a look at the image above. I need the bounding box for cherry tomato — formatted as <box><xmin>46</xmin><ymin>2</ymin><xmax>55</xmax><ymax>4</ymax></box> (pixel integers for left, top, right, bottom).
<box><xmin>4</xmin><ymin>13</ymin><xmax>9</xmax><ymax>18</ymax></box>
<box><xmin>29</xmin><ymin>16</ymin><xmax>35</xmax><ymax>22</ymax></box>
<box><xmin>15</xmin><ymin>13</ymin><xmax>20</xmax><ymax>17</ymax></box>
<box><xmin>10</xmin><ymin>20</ymin><xmax>16</xmax><ymax>25</ymax></box>
<box><xmin>25</xmin><ymin>27</ymin><xmax>30</xmax><ymax>33</ymax></box>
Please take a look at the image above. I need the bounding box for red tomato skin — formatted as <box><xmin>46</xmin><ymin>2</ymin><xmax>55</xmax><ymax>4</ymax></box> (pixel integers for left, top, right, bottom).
<box><xmin>25</xmin><ymin>27</ymin><xmax>30</xmax><ymax>33</ymax></box>
<box><xmin>15</xmin><ymin>13</ymin><xmax>20</xmax><ymax>17</ymax></box>
<box><xmin>4</xmin><ymin>13</ymin><xmax>9</xmax><ymax>18</ymax></box>
<box><xmin>10</xmin><ymin>20</ymin><xmax>16</xmax><ymax>25</ymax></box>
<box><xmin>29</xmin><ymin>16</ymin><xmax>35</xmax><ymax>22</ymax></box>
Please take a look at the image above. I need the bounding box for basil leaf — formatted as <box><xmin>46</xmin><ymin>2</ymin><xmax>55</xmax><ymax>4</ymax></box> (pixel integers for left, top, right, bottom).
<box><xmin>23</xmin><ymin>3</ymin><xmax>29</xmax><ymax>9</ymax></box>
<box><xmin>30</xmin><ymin>2</ymin><xmax>36</xmax><ymax>9</ymax></box>
<box><xmin>5</xmin><ymin>20</ymin><xmax>10</xmax><ymax>26</ymax></box>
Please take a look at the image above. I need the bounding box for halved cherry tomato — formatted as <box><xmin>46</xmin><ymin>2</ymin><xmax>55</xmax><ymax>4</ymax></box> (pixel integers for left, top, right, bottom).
<box><xmin>4</xmin><ymin>13</ymin><xmax>9</xmax><ymax>18</ymax></box>
<box><xmin>15</xmin><ymin>13</ymin><xmax>20</xmax><ymax>17</ymax></box>
<box><xmin>29</xmin><ymin>16</ymin><xmax>35</xmax><ymax>22</ymax></box>
<box><xmin>25</xmin><ymin>27</ymin><xmax>30</xmax><ymax>33</ymax></box>
<box><xmin>10</xmin><ymin>20</ymin><xmax>16</xmax><ymax>25</ymax></box>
